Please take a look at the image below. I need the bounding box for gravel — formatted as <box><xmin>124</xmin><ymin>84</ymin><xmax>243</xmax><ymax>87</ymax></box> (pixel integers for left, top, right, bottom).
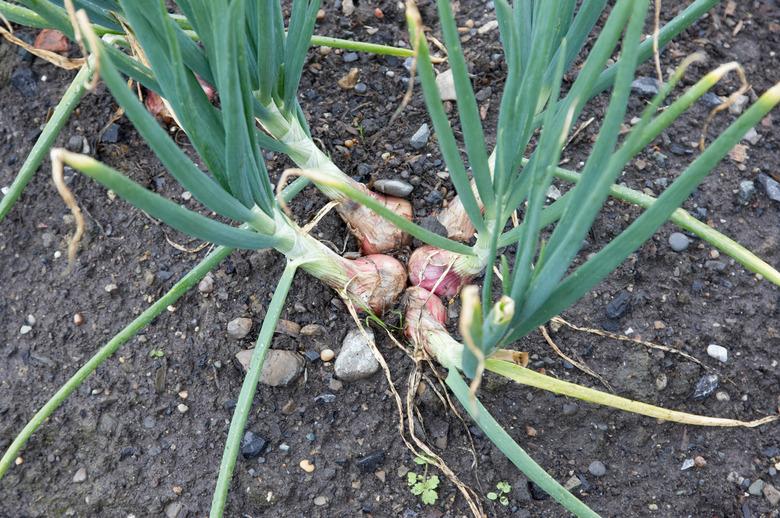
<box><xmin>631</xmin><ymin>76</ymin><xmax>662</xmax><ymax>97</ymax></box>
<box><xmin>668</xmin><ymin>232</ymin><xmax>690</xmax><ymax>252</ymax></box>
<box><xmin>706</xmin><ymin>344</ymin><xmax>728</xmax><ymax>363</ymax></box>
<box><xmin>692</xmin><ymin>374</ymin><xmax>719</xmax><ymax>400</ymax></box>
<box><xmin>410</xmin><ymin>123</ymin><xmax>430</xmax><ymax>150</ymax></box>
<box><xmin>227</xmin><ymin>317</ymin><xmax>252</xmax><ymax>339</ymax></box>
<box><xmin>373</xmin><ymin>179</ymin><xmax>414</xmax><ymax>198</ymax></box>
<box><xmin>588</xmin><ymin>460</ymin><xmax>607</xmax><ymax>477</ymax></box>
<box><xmin>241</xmin><ymin>431</ymin><xmax>268</xmax><ymax>459</ymax></box>
<box><xmin>334</xmin><ymin>328</ymin><xmax>380</xmax><ymax>381</ymax></box>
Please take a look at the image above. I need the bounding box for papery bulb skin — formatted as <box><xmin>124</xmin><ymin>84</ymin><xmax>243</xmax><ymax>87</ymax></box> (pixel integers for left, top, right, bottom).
<box><xmin>407</xmin><ymin>245</ymin><xmax>471</xmax><ymax>298</ymax></box>
<box><xmin>144</xmin><ymin>76</ymin><xmax>215</xmax><ymax>123</ymax></box>
<box><xmin>436</xmin><ymin>196</ymin><xmax>477</xmax><ymax>242</ymax></box>
<box><xmin>338</xmin><ymin>185</ymin><xmax>412</xmax><ymax>254</ymax></box>
<box><xmin>403</xmin><ymin>286</ymin><xmax>448</xmax><ymax>340</ymax></box>
<box><xmin>341</xmin><ymin>253</ymin><xmax>408</xmax><ymax>314</ymax></box>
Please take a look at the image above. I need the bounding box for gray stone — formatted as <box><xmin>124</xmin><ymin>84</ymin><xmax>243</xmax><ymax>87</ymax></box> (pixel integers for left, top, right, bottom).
<box><xmin>692</xmin><ymin>374</ymin><xmax>719</xmax><ymax>400</ymax></box>
<box><xmin>101</xmin><ymin>123</ymin><xmax>120</xmax><ymax>143</ymax></box>
<box><xmin>588</xmin><ymin>461</ymin><xmax>606</xmax><ymax>477</ymax></box>
<box><xmin>334</xmin><ymin>328</ymin><xmax>380</xmax><ymax>381</ymax></box>
<box><xmin>241</xmin><ymin>431</ymin><xmax>268</xmax><ymax>459</ymax></box>
<box><xmin>435</xmin><ymin>68</ymin><xmax>456</xmax><ymax>101</ymax></box>
<box><xmin>72</xmin><ymin>467</ymin><xmax>87</xmax><ymax>483</ymax></box>
<box><xmin>729</xmin><ymin>94</ymin><xmax>749</xmax><ymax>115</ymax></box>
<box><xmin>757</xmin><ymin>174</ymin><xmax>780</xmax><ymax>203</ymax></box>
<box><xmin>764</xmin><ymin>483</ymin><xmax>780</xmax><ymax>506</ymax></box>
<box><xmin>631</xmin><ymin>77</ymin><xmax>662</xmax><ymax>98</ymax></box>
<box><xmin>373</xmin><ymin>179</ymin><xmax>413</xmax><ymax>198</ymax></box>
<box><xmin>354</xmin><ymin>83</ymin><xmax>367</xmax><ymax>94</ymax></box>
<box><xmin>10</xmin><ymin>67</ymin><xmax>36</xmax><ymax>97</ymax></box>
<box><xmin>410</xmin><ymin>123</ymin><xmax>430</xmax><ymax>150</ymax></box>
<box><xmin>700</xmin><ymin>92</ymin><xmax>724</xmax><ymax>108</ymax></box>
<box><xmin>227</xmin><ymin>317</ymin><xmax>252</xmax><ymax>339</ymax></box>
<box><xmin>748</xmin><ymin>479</ymin><xmax>765</xmax><ymax>496</ymax></box>
<box><xmin>743</xmin><ymin>127</ymin><xmax>762</xmax><ymax>145</ymax></box>
<box><xmin>668</xmin><ymin>232</ymin><xmax>690</xmax><ymax>252</ymax></box>
<box><xmin>475</xmin><ymin>87</ymin><xmax>492</xmax><ymax>102</ymax></box>
<box><xmin>343</xmin><ymin>52</ymin><xmax>359</xmax><ymax>63</ymax></box>
<box><xmin>234</xmin><ymin>349</ymin><xmax>303</xmax><ymax>387</ymax></box>
<box><xmin>739</xmin><ymin>180</ymin><xmax>756</xmax><ymax>202</ymax></box>
<box><xmin>164</xmin><ymin>502</ymin><xmax>183</xmax><ymax>518</ymax></box>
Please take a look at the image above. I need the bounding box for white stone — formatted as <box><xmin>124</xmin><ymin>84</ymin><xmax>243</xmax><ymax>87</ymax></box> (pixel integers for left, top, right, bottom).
<box><xmin>707</xmin><ymin>344</ymin><xmax>728</xmax><ymax>363</ymax></box>
<box><xmin>334</xmin><ymin>328</ymin><xmax>380</xmax><ymax>382</ymax></box>
<box><xmin>435</xmin><ymin>69</ymin><xmax>456</xmax><ymax>101</ymax></box>
<box><xmin>19</xmin><ymin>325</ymin><xmax>32</xmax><ymax>335</ymax></box>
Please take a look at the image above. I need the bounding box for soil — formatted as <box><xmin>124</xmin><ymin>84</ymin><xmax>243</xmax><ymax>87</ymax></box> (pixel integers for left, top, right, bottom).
<box><xmin>1</xmin><ymin>1</ymin><xmax>780</xmax><ymax>517</ymax></box>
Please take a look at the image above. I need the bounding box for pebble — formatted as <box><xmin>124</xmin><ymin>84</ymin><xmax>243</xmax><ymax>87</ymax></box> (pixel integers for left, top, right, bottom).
<box><xmin>631</xmin><ymin>76</ymin><xmax>662</xmax><ymax>98</ymax></box>
<box><xmin>715</xmin><ymin>391</ymin><xmax>730</xmax><ymax>401</ymax></box>
<box><xmin>606</xmin><ymin>290</ymin><xmax>631</xmax><ymax>319</ymax></box>
<box><xmin>19</xmin><ymin>325</ymin><xmax>32</xmax><ymax>335</ymax></box>
<box><xmin>177</xmin><ymin>403</ymin><xmax>189</xmax><ymax>413</ymax></box>
<box><xmin>11</xmin><ymin>67</ymin><xmax>37</xmax><ymax>97</ymax></box>
<box><xmin>275</xmin><ymin>319</ymin><xmax>300</xmax><ymax>337</ymax></box>
<box><xmin>198</xmin><ymin>273</ymin><xmax>215</xmax><ymax>294</ymax></box>
<box><xmin>373</xmin><ymin>179</ymin><xmax>414</xmax><ymax>198</ymax></box>
<box><xmin>241</xmin><ymin>431</ymin><xmax>268</xmax><ymax>459</ymax></box>
<box><xmin>694</xmin><ymin>456</ymin><xmax>707</xmax><ymax>468</ymax></box>
<box><xmin>354</xmin><ymin>82</ymin><xmax>367</xmax><ymax>94</ymax></box>
<box><xmin>72</xmin><ymin>467</ymin><xmax>87</xmax><ymax>483</ymax></box>
<box><xmin>475</xmin><ymin>87</ymin><xmax>492</xmax><ymax>102</ymax></box>
<box><xmin>588</xmin><ymin>460</ymin><xmax>606</xmax><ymax>477</ymax></box>
<box><xmin>165</xmin><ymin>502</ymin><xmax>183</xmax><ymax>518</ymax></box>
<box><xmin>668</xmin><ymin>232</ymin><xmax>690</xmax><ymax>252</ymax></box>
<box><xmin>299</xmin><ymin>459</ymin><xmax>315</xmax><ymax>473</ymax></box>
<box><xmin>300</xmin><ymin>324</ymin><xmax>326</xmax><ymax>336</ymax></box>
<box><xmin>104</xmin><ymin>283</ymin><xmax>118</xmax><ymax>293</ymax></box>
<box><xmin>680</xmin><ymin>458</ymin><xmax>695</xmax><ymax>470</ymax></box>
<box><xmin>343</xmin><ymin>52</ymin><xmax>359</xmax><ymax>63</ymax></box>
<box><xmin>729</xmin><ymin>94</ymin><xmax>749</xmax><ymax>115</ymax></box>
<box><xmin>320</xmin><ymin>349</ymin><xmax>335</xmax><ymax>362</ymax></box>
<box><xmin>101</xmin><ymin>123</ymin><xmax>120</xmax><ymax>143</ymax></box>
<box><xmin>410</xmin><ymin>123</ymin><xmax>430</xmax><ymax>150</ymax></box>
<box><xmin>335</xmin><ymin>328</ymin><xmax>380</xmax><ymax>381</ymax></box>
<box><xmin>655</xmin><ymin>373</ymin><xmax>668</xmax><ymax>391</ymax></box>
<box><xmin>73</xmin><ymin>313</ymin><xmax>84</xmax><ymax>326</ymax></box>
<box><xmin>757</xmin><ymin>174</ymin><xmax>780</xmax><ymax>203</ymax></box>
<box><xmin>258</xmin><ymin>350</ymin><xmax>304</xmax><ymax>387</ymax></box>
<box><xmin>313</xmin><ymin>496</ymin><xmax>328</xmax><ymax>506</ymax></box>
<box><xmin>743</xmin><ymin>128</ymin><xmax>761</xmax><ymax>145</ymax></box>
<box><xmin>435</xmin><ymin>69</ymin><xmax>456</xmax><ymax>101</ymax></box>
<box><xmin>227</xmin><ymin>317</ymin><xmax>253</xmax><ymax>339</ymax></box>
<box><xmin>477</xmin><ymin>19</ymin><xmax>499</xmax><ymax>34</ymax></box>
<box><xmin>764</xmin><ymin>483</ymin><xmax>780</xmax><ymax>505</ymax></box>
<box><xmin>700</xmin><ymin>92</ymin><xmax>724</xmax><ymax>108</ymax></box>
<box><xmin>357</xmin><ymin>451</ymin><xmax>386</xmax><ymax>472</ymax></box>
<box><xmin>707</xmin><ymin>344</ymin><xmax>728</xmax><ymax>363</ymax></box>
<box><xmin>748</xmin><ymin>479</ymin><xmax>765</xmax><ymax>496</ymax></box>
<box><xmin>739</xmin><ymin>180</ymin><xmax>756</xmax><ymax>202</ymax></box>
<box><xmin>303</xmin><ymin>350</ymin><xmax>320</xmax><ymax>362</ymax></box>
<box><xmin>692</xmin><ymin>374</ymin><xmax>719</xmax><ymax>400</ymax></box>
<box><xmin>562</xmin><ymin>403</ymin><xmax>578</xmax><ymax>416</ymax></box>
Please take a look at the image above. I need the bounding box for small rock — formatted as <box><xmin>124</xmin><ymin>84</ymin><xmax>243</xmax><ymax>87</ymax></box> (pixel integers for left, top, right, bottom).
<box><xmin>477</xmin><ymin>19</ymin><xmax>499</xmax><ymax>34</ymax></box>
<box><xmin>763</xmin><ymin>483</ymin><xmax>780</xmax><ymax>506</ymax></box>
<box><xmin>631</xmin><ymin>77</ymin><xmax>662</xmax><ymax>98</ymax></box>
<box><xmin>34</xmin><ymin>29</ymin><xmax>69</xmax><ymax>54</ymax></box>
<box><xmin>748</xmin><ymin>479</ymin><xmax>765</xmax><ymax>496</ymax></box>
<box><xmin>743</xmin><ymin>128</ymin><xmax>762</xmax><ymax>145</ymax></box>
<box><xmin>334</xmin><ymin>329</ymin><xmax>379</xmax><ymax>382</ymax></box>
<box><xmin>198</xmin><ymin>273</ymin><xmax>215</xmax><ymax>294</ymax></box>
<box><xmin>259</xmin><ymin>350</ymin><xmax>304</xmax><ymax>387</ymax></box>
<box><xmin>73</xmin><ymin>313</ymin><xmax>84</xmax><ymax>326</ymax></box>
<box><xmin>693</xmin><ymin>374</ymin><xmax>719</xmax><ymax>400</ymax></box>
<box><xmin>314</xmin><ymin>393</ymin><xmax>337</xmax><ymax>403</ymax></box>
<box><xmin>320</xmin><ymin>349</ymin><xmax>335</xmax><ymax>362</ymax></box>
<box><xmin>357</xmin><ymin>451</ymin><xmax>386</xmax><ymax>472</ymax></box>
<box><xmin>227</xmin><ymin>317</ymin><xmax>253</xmax><ymax>339</ymax></box>
<box><xmin>606</xmin><ymin>290</ymin><xmax>631</xmax><ymax>319</ymax></box>
<box><xmin>338</xmin><ymin>68</ymin><xmax>359</xmax><ymax>90</ymax></box>
<box><xmin>328</xmin><ymin>378</ymin><xmax>343</xmax><ymax>391</ymax></box>
<box><xmin>739</xmin><ymin>180</ymin><xmax>756</xmax><ymax>202</ymax></box>
<box><xmin>700</xmin><ymin>92</ymin><xmax>724</xmax><ymax>108</ymax></box>
<box><xmin>707</xmin><ymin>344</ymin><xmax>728</xmax><ymax>363</ymax></box>
<box><xmin>104</xmin><ymin>283</ymin><xmax>118</xmax><ymax>293</ymax></box>
<box><xmin>546</xmin><ymin>184</ymin><xmax>561</xmax><ymax>200</ymax></box>
<box><xmin>669</xmin><ymin>232</ymin><xmax>690</xmax><ymax>252</ymax></box>
<box><xmin>101</xmin><ymin>123</ymin><xmax>120</xmax><ymax>144</ymax></box>
<box><xmin>564</xmin><ymin>475</ymin><xmax>581</xmax><ymax>490</ymax></box>
<box><xmin>729</xmin><ymin>94</ymin><xmax>749</xmax><ymax>115</ymax></box>
<box><xmin>313</xmin><ymin>496</ymin><xmax>328</xmax><ymax>506</ymax></box>
<box><xmin>354</xmin><ymin>83</ymin><xmax>367</xmax><ymax>94</ymax></box>
<box><xmin>655</xmin><ymin>373</ymin><xmax>668</xmax><ymax>391</ymax></box>
<box><xmin>72</xmin><ymin>467</ymin><xmax>87</xmax><ymax>483</ymax></box>
<box><xmin>562</xmin><ymin>403</ymin><xmax>578</xmax><ymax>416</ymax></box>
<box><xmin>41</xmin><ymin>232</ymin><xmax>54</xmax><ymax>247</ymax></box>
<box><xmin>177</xmin><ymin>403</ymin><xmax>189</xmax><ymax>413</ymax></box>
<box><xmin>435</xmin><ymin>69</ymin><xmax>456</xmax><ymax>101</ymax></box>
<box><xmin>164</xmin><ymin>502</ymin><xmax>183</xmax><ymax>518</ymax></box>
<box><xmin>300</xmin><ymin>459</ymin><xmax>315</xmax><ymax>473</ymax></box>
<box><xmin>303</xmin><ymin>350</ymin><xmax>320</xmax><ymax>362</ymax></box>
<box><xmin>757</xmin><ymin>174</ymin><xmax>780</xmax><ymax>203</ymax></box>
<box><xmin>300</xmin><ymin>324</ymin><xmax>326</xmax><ymax>336</ymax></box>
<box><xmin>11</xmin><ymin>67</ymin><xmax>37</xmax><ymax>97</ymax></box>
<box><xmin>410</xmin><ymin>123</ymin><xmax>430</xmax><ymax>150</ymax></box>
<box><xmin>715</xmin><ymin>391</ymin><xmax>730</xmax><ymax>402</ymax></box>
<box><xmin>475</xmin><ymin>87</ymin><xmax>492</xmax><ymax>101</ymax></box>
<box><xmin>241</xmin><ymin>431</ymin><xmax>268</xmax><ymax>459</ymax></box>
<box><xmin>275</xmin><ymin>319</ymin><xmax>300</xmax><ymax>337</ymax></box>
<box><xmin>343</xmin><ymin>52</ymin><xmax>359</xmax><ymax>63</ymax></box>
<box><xmin>680</xmin><ymin>458</ymin><xmax>695</xmax><ymax>470</ymax></box>
<box><xmin>66</xmin><ymin>135</ymin><xmax>83</xmax><ymax>152</ymax></box>
<box><xmin>19</xmin><ymin>325</ymin><xmax>32</xmax><ymax>335</ymax></box>
<box><xmin>374</xmin><ymin>179</ymin><xmax>414</xmax><ymax>198</ymax></box>
<box><xmin>694</xmin><ymin>456</ymin><xmax>707</xmax><ymax>468</ymax></box>
<box><xmin>588</xmin><ymin>460</ymin><xmax>606</xmax><ymax>477</ymax></box>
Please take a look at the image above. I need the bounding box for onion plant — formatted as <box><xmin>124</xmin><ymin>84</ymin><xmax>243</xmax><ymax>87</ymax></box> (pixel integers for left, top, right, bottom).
<box><xmin>2</xmin><ymin>0</ymin><xmax>780</xmax><ymax>516</ymax></box>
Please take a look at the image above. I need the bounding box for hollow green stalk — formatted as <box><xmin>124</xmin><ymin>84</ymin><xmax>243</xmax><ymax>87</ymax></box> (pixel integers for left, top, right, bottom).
<box><xmin>210</xmin><ymin>260</ymin><xmax>299</xmax><ymax>517</ymax></box>
<box><xmin>0</xmin><ymin>244</ymin><xmax>233</xmax><ymax>479</ymax></box>
<box><xmin>0</xmin><ymin>58</ymin><xmax>93</xmax><ymax>222</ymax></box>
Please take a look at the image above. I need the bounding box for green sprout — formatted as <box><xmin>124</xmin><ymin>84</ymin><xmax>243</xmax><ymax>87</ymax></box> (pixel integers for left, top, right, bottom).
<box><xmin>407</xmin><ymin>458</ymin><xmax>440</xmax><ymax>506</ymax></box>
<box><xmin>148</xmin><ymin>348</ymin><xmax>165</xmax><ymax>359</ymax></box>
<box><xmin>488</xmin><ymin>481</ymin><xmax>512</xmax><ymax>506</ymax></box>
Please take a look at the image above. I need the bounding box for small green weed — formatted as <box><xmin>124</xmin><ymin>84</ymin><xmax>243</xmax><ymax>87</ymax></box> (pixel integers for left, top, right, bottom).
<box><xmin>407</xmin><ymin>456</ymin><xmax>439</xmax><ymax>505</ymax></box>
<box><xmin>487</xmin><ymin>480</ymin><xmax>512</xmax><ymax>506</ymax></box>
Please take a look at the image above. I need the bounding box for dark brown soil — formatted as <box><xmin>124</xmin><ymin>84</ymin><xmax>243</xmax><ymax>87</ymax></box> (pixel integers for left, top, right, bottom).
<box><xmin>2</xmin><ymin>1</ymin><xmax>780</xmax><ymax>517</ymax></box>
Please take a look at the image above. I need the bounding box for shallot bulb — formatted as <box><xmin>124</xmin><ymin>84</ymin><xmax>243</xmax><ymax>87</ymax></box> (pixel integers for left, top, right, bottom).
<box><xmin>407</xmin><ymin>245</ymin><xmax>473</xmax><ymax>298</ymax></box>
<box><xmin>403</xmin><ymin>286</ymin><xmax>447</xmax><ymax>342</ymax></box>
<box><xmin>338</xmin><ymin>183</ymin><xmax>412</xmax><ymax>254</ymax></box>
<box><xmin>144</xmin><ymin>76</ymin><xmax>216</xmax><ymax>123</ymax></box>
<box><xmin>339</xmin><ymin>253</ymin><xmax>408</xmax><ymax>314</ymax></box>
